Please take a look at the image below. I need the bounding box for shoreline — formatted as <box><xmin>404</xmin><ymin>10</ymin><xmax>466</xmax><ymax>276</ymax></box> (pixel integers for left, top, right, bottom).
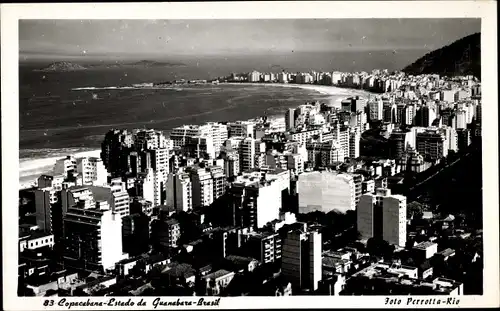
<box><xmin>19</xmin><ymin>82</ymin><xmax>369</xmax><ymax>189</ymax></box>
<box><xmin>222</xmin><ymin>81</ymin><xmax>377</xmax><ymax>99</ymax></box>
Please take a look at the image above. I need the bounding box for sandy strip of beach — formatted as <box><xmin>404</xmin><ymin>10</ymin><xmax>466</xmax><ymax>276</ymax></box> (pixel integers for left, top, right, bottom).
<box><xmin>223</xmin><ymin>82</ymin><xmax>375</xmax><ymax>98</ymax></box>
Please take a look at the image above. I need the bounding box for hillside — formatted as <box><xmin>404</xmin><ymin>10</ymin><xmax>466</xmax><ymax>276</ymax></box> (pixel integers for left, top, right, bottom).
<box><xmin>35</xmin><ymin>61</ymin><xmax>87</xmax><ymax>72</ymax></box>
<box><xmin>402</xmin><ymin>33</ymin><xmax>480</xmax><ymax>79</ymax></box>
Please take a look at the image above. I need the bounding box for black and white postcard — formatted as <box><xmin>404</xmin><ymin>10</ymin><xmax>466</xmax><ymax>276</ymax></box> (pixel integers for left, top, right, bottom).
<box><xmin>1</xmin><ymin>1</ymin><xmax>498</xmax><ymax>309</ymax></box>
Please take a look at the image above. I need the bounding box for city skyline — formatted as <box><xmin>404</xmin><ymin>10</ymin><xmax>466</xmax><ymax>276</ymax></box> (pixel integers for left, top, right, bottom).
<box><xmin>20</xmin><ymin>19</ymin><xmax>480</xmax><ymax>62</ymax></box>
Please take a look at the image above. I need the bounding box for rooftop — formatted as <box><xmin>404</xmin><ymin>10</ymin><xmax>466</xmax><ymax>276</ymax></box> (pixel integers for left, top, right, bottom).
<box><xmin>163</xmin><ymin>262</ymin><xmax>195</xmax><ymax>278</ymax></box>
<box><xmin>413</xmin><ymin>241</ymin><xmax>437</xmax><ymax>250</ymax></box>
<box><xmin>203</xmin><ymin>269</ymin><xmax>235</xmax><ymax>280</ymax></box>
<box><xmin>437</xmin><ymin>248</ymin><xmax>456</xmax><ymax>257</ymax></box>
<box><xmin>20</xmin><ymin>231</ymin><xmax>53</xmax><ymax>240</ymax></box>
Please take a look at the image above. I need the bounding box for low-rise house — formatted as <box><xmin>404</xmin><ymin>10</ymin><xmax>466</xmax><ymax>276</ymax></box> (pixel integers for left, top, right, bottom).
<box><xmin>162</xmin><ymin>262</ymin><xmax>196</xmax><ymax>286</ymax></box>
<box><xmin>115</xmin><ymin>257</ymin><xmax>140</xmax><ymax>277</ymax></box>
<box><xmin>413</xmin><ymin>241</ymin><xmax>438</xmax><ymax>261</ymax></box>
<box><xmin>74</xmin><ymin>275</ymin><xmax>117</xmax><ymax>296</ymax></box>
<box><xmin>19</xmin><ymin>231</ymin><xmax>55</xmax><ymax>253</ymax></box>
<box><xmin>25</xmin><ymin>271</ymin><xmax>79</xmax><ymax>297</ymax></box>
<box><xmin>224</xmin><ymin>255</ymin><xmax>260</xmax><ymax>273</ymax></box>
<box><xmin>418</xmin><ymin>260</ymin><xmax>433</xmax><ymax>279</ymax></box>
<box><xmin>201</xmin><ymin>269</ymin><xmax>235</xmax><ymax>296</ymax></box>
<box><xmin>318</xmin><ymin>274</ymin><xmax>346</xmax><ymax>295</ymax></box>
<box><xmin>142</xmin><ymin>253</ymin><xmax>170</xmax><ymax>274</ymax></box>
<box><xmin>436</xmin><ymin>248</ymin><xmax>456</xmax><ymax>262</ymax></box>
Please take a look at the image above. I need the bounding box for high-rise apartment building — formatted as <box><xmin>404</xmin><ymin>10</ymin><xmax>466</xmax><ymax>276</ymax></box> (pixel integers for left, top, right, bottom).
<box><xmin>166</xmin><ymin>172</ymin><xmax>193</xmax><ymax>212</ymax></box>
<box><xmin>151</xmin><ymin>217</ymin><xmax>181</xmax><ymax>252</ymax></box>
<box><xmin>404</xmin><ymin>104</ymin><xmax>416</xmax><ymax>125</ymax></box>
<box><xmin>440</xmin><ymin>126</ymin><xmax>458</xmax><ymax>152</ymax></box>
<box><xmin>76</xmin><ymin>157</ymin><xmax>108</xmax><ymax>186</ymax></box>
<box><xmin>349</xmin><ymin>128</ymin><xmax>361</xmax><ymax>159</ymax></box>
<box><xmin>368</xmin><ymin>99</ymin><xmax>384</xmax><ymax>122</ymax></box>
<box><xmin>63</xmin><ymin>195</ymin><xmax>128</xmax><ymax>272</ymax></box>
<box><xmin>122</xmin><ymin>212</ymin><xmax>150</xmax><ymax>256</ymax></box>
<box><xmin>388</xmin><ymin>130</ymin><xmax>415</xmax><ymax>159</ymax></box>
<box><xmin>240</xmin><ymin>137</ymin><xmax>257</xmax><ymax>172</ymax></box>
<box><xmin>248</xmin><ymin>71</ymin><xmax>261</xmax><ymax>82</ymax></box>
<box><xmin>306</xmin><ymin>141</ymin><xmax>345</xmax><ymax>168</ymax></box>
<box><xmin>416</xmin><ymin>105</ymin><xmax>437</xmax><ymax>128</ymax></box>
<box><xmin>220</xmin><ymin>150</ymin><xmax>240</xmax><ymax>178</ymax></box>
<box><xmin>134</xmin><ymin>129</ymin><xmax>169</xmax><ymax>150</ymax></box>
<box><xmin>54</xmin><ymin>156</ymin><xmax>77</xmax><ymax>178</ymax></box>
<box><xmin>227</xmin><ymin>175</ymin><xmax>281</xmax><ymax>229</ymax></box>
<box><xmin>101</xmin><ymin>129</ymin><xmax>134</xmax><ymax>176</ymax></box>
<box><xmin>282</xmin><ymin>224</ymin><xmax>322</xmax><ymax>291</ymax></box>
<box><xmin>441</xmin><ymin>90</ymin><xmax>456</xmax><ymax>103</ymax></box>
<box><xmin>208</xmin><ymin>165</ymin><xmax>227</xmax><ymax>201</ymax></box>
<box><xmin>285</xmin><ymin>108</ymin><xmax>296</xmax><ymax>131</ymax></box>
<box><xmin>182</xmin><ymin>136</ymin><xmax>215</xmax><ymax>159</ymax></box>
<box><xmin>416</xmin><ymin>129</ymin><xmax>448</xmax><ymax>161</ymax></box>
<box><xmin>453</xmin><ymin>109</ymin><xmax>467</xmax><ymax>130</ymax></box>
<box><xmin>332</xmin><ymin>124</ymin><xmax>350</xmax><ymax>160</ymax></box>
<box><xmin>34</xmin><ymin>187</ymin><xmax>63</xmax><ymax>242</ymax></box>
<box><xmin>456</xmin><ymin>128</ymin><xmax>471</xmax><ymax>151</ymax></box>
<box><xmin>227</xmin><ymin>121</ymin><xmax>255</xmax><ymax>139</ymax></box>
<box><xmin>357</xmin><ymin>188</ymin><xmax>407</xmax><ymax>247</ymax></box>
<box><xmin>170</xmin><ymin>122</ymin><xmax>227</xmax><ymax>155</ymax></box>
<box><xmin>187</xmin><ymin>166</ymin><xmax>214</xmax><ymax>208</ymax></box>
<box><xmin>240</xmin><ymin>231</ymin><xmax>282</xmax><ymax>264</ymax></box>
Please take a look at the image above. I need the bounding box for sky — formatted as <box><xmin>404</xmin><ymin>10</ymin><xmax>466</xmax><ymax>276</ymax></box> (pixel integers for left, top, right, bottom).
<box><xmin>19</xmin><ymin>19</ymin><xmax>480</xmax><ymax>62</ymax></box>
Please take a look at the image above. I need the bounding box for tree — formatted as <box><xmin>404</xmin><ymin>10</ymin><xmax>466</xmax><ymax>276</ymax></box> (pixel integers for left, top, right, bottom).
<box><xmin>407</xmin><ymin>201</ymin><xmax>426</xmax><ymax>219</ymax></box>
<box><xmin>366</xmin><ymin>237</ymin><xmax>390</xmax><ymax>257</ymax></box>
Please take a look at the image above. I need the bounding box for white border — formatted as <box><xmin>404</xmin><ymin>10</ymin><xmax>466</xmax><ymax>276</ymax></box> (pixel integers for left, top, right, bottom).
<box><xmin>1</xmin><ymin>1</ymin><xmax>498</xmax><ymax>309</ymax></box>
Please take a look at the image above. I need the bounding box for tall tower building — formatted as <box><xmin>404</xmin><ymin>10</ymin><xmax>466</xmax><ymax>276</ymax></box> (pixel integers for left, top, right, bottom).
<box><xmin>101</xmin><ymin>129</ymin><xmax>134</xmax><ymax>176</ymax></box>
<box><xmin>221</xmin><ymin>150</ymin><xmax>240</xmax><ymax>178</ymax></box>
<box><xmin>240</xmin><ymin>137</ymin><xmax>256</xmax><ymax>172</ymax></box>
<box><xmin>404</xmin><ymin>104</ymin><xmax>416</xmax><ymax>125</ymax></box>
<box><xmin>76</xmin><ymin>157</ymin><xmax>108</xmax><ymax>186</ymax></box>
<box><xmin>248</xmin><ymin>71</ymin><xmax>261</xmax><ymax>82</ymax></box>
<box><xmin>285</xmin><ymin>108</ymin><xmax>296</xmax><ymax>131</ymax></box>
<box><xmin>357</xmin><ymin>188</ymin><xmax>407</xmax><ymax>247</ymax></box>
<box><xmin>332</xmin><ymin>124</ymin><xmax>350</xmax><ymax>160</ymax></box>
<box><xmin>368</xmin><ymin>99</ymin><xmax>383</xmax><ymax>121</ymax></box>
<box><xmin>122</xmin><ymin>212</ymin><xmax>150</xmax><ymax>256</ymax></box>
<box><xmin>349</xmin><ymin>128</ymin><xmax>361</xmax><ymax>159</ymax></box>
<box><xmin>63</xmin><ymin>194</ymin><xmax>128</xmax><ymax>272</ymax></box>
<box><xmin>281</xmin><ymin>225</ymin><xmax>322</xmax><ymax>291</ymax></box>
<box><xmin>54</xmin><ymin>156</ymin><xmax>77</xmax><ymax>178</ymax></box>
<box><xmin>227</xmin><ymin>176</ymin><xmax>281</xmax><ymax>229</ymax></box>
<box><xmin>187</xmin><ymin>166</ymin><xmax>214</xmax><ymax>208</ymax></box>
<box><xmin>166</xmin><ymin>172</ymin><xmax>193</xmax><ymax>212</ymax></box>
<box><xmin>171</xmin><ymin>122</ymin><xmax>227</xmax><ymax>156</ymax></box>
<box><xmin>416</xmin><ymin>129</ymin><xmax>448</xmax><ymax>161</ymax></box>
<box><xmin>227</xmin><ymin>121</ymin><xmax>255</xmax><ymax>139</ymax></box>
<box><xmin>34</xmin><ymin>186</ymin><xmax>63</xmax><ymax>242</ymax></box>
<box><xmin>416</xmin><ymin>105</ymin><xmax>437</xmax><ymax>128</ymax></box>
<box><xmin>453</xmin><ymin>109</ymin><xmax>467</xmax><ymax>130</ymax></box>
<box><xmin>134</xmin><ymin>129</ymin><xmax>169</xmax><ymax>150</ymax></box>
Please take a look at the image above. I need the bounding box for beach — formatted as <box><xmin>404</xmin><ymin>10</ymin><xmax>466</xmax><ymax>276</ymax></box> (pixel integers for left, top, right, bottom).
<box><xmin>224</xmin><ymin>82</ymin><xmax>374</xmax><ymax>99</ymax></box>
<box><xmin>19</xmin><ymin>81</ymin><xmax>370</xmax><ymax>189</ymax></box>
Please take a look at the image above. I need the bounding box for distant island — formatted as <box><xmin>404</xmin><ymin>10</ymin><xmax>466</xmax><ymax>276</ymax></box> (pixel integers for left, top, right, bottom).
<box><xmin>125</xmin><ymin>60</ymin><xmax>187</xmax><ymax>68</ymax></box>
<box><xmin>402</xmin><ymin>32</ymin><xmax>480</xmax><ymax>78</ymax></box>
<box><xmin>34</xmin><ymin>60</ymin><xmax>188</xmax><ymax>72</ymax></box>
<box><xmin>35</xmin><ymin>61</ymin><xmax>87</xmax><ymax>72</ymax></box>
